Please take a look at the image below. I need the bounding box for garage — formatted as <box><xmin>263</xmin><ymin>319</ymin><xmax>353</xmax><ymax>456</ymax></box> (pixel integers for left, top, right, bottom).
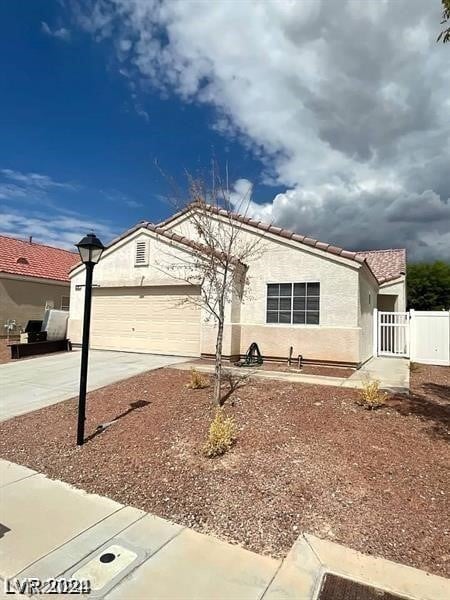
<box><xmin>90</xmin><ymin>285</ymin><xmax>201</xmax><ymax>357</ymax></box>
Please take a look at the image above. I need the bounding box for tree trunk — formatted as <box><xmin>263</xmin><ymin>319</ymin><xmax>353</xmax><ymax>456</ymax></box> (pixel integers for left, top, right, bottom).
<box><xmin>213</xmin><ymin>317</ymin><xmax>224</xmax><ymax>406</ymax></box>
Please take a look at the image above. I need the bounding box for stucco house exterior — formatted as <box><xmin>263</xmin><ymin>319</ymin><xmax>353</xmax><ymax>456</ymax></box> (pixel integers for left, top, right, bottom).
<box><xmin>0</xmin><ymin>235</ymin><xmax>78</xmax><ymax>332</ymax></box>
<box><xmin>68</xmin><ymin>203</ymin><xmax>406</xmax><ymax>367</ymax></box>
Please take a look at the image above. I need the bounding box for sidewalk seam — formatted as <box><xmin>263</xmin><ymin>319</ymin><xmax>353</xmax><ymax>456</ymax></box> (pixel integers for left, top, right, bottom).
<box><xmin>258</xmin><ymin>558</ymin><xmax>284</xmax><ymax>600</ymax></box>
<box><xmin>14</xmin><ymin>505</ymin><xmax>131</xmax><ymax>578</ymax></box>
<box><xmin>101</xmin><ymin>526</ymin><xmax>187</xmax><ymax>598</ymax></box>
<box><xmin>0</xmin><ymin>472</ymin><xmax>38</xmax><ymax>490</ymax></box>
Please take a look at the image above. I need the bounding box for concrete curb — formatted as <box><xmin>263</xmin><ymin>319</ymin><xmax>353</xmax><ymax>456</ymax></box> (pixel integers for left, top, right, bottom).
<box><xmin>171</xmin><ymin>359</ymin><xmax>410</xmax><ymax>394</ymax></box>
<box><xmin>171</xmin><ymin>362</ymin><xmax>357</xmax><ymax>389</ymax></box>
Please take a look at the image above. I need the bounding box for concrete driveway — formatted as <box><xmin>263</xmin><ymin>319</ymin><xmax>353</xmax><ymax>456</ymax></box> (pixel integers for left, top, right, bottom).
<box><xmin>0</xmin><ymin>350</ymin><xmax>189</xmax><ymax>422</ymax></box>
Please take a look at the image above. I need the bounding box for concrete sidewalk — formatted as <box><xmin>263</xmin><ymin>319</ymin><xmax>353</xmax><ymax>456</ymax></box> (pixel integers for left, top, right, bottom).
<box><xmin>1</xmin><ymin>459</ymin><xmax>447</xmax><ymax>599</ymax></box>
<box><xmin>347</xmin><ymin>356</ymin><xmax>410</xmax><ymax>392</ymax></box>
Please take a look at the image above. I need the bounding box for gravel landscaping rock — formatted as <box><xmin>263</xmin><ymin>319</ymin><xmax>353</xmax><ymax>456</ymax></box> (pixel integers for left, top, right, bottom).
<box><xmin>0</xmin><ymin>364</ymin><xmax>448</xmax><ymax>577</ymax></box>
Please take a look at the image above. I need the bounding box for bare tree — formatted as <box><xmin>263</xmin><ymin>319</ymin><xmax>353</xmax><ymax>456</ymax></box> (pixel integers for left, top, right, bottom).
<box><xmin>156</xmin><ymin>171</ymin><xmax>265</xmax><ymax>406</ymax></box>
<box><xmin>438</xmin><ymin>0</ymin><xmax>450</xmax><ymax>43</ymax></box>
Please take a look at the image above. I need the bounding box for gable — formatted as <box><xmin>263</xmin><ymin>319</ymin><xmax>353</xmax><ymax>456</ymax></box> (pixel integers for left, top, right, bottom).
<box><xmin>161</xmin><ymin>206</ymin><xmax>368</xmax><ymax>275</ymax></box>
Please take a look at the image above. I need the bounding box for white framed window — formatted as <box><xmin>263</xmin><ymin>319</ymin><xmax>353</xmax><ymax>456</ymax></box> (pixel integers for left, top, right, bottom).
<box><xmin>266</xmin><ymin>282</ymin><xmax>320</xmax><ymax>325</ymax></box>
<box><xmin>134</xmin><ymin>240</ymin><xmax>149</xmax><ymax>266</ymax></box>
<box><xmin>61</xmin><ymin>296</ymin><xmax>70</xmax><ymax>311</ymax></box>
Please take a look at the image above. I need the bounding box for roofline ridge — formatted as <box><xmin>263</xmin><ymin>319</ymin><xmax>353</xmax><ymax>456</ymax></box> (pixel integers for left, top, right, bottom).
<box><xmin>0</xmin><ymin>233</ymin><xmax>78</xmax><ymax>255</ymax></box>
<box><xmin>357</xmin><ymin>248</ymin><xmax>406</xmax><ymax>253</ymax></box>
<box><xmin>181</xmin><ymin>201</ymin><xmax>380</xmax><ymax>275</ymax></box>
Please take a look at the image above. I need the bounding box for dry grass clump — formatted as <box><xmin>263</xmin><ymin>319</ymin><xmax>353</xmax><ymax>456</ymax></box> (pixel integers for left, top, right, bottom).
<box><xmin>203</xmin><ymin>409</ymin><xmax>236</xmax><ymax>457</ymax></box>
<box><xmin>357</xmin><ymin>379</ymin><xmax>388</xmax><ymax>410</ymax></box>
<box><xmin>186</xmin><ymin>368</ymin><xmax>210</xmax><ymax>390</ymax></box>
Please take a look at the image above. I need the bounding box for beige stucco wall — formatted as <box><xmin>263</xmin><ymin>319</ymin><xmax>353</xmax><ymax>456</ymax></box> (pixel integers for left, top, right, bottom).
<box><xmin>378</xmin><ymin>278</ymin><xmax>406</xmax><ymax>311</ymax></box>
<box><xmin>0</xmin><ymin>275</ymin><xmax>69</xmax><ymax>331</ymax></box>
<box><xmin>358</xmin><ymin>270</ymin><xmax>378</xmax><ymax>363</ymax></box>
<box><xmin>68</xmin><ymin>228</ymin><xmax>235</xmax><ymax>354</ymax></box>
<box><xmin>68</xmin><ymin>212</ymin><xmax>385</xmax><ymax>365</ymax></box>
<box><xmin>166</xmin><ymin>213</ymin><xmax>366</xmax><ymax>364</ymax></box>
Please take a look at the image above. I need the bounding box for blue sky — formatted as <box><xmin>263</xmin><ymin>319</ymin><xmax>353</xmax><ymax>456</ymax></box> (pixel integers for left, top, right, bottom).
<box><xmin>0</xmin><ymin>1</ymin><xmax>449</xmax><ymax>260</ymax></box>
<box><xmin>0</xmin><ymin>1</ymin><xmax>275</xmax><ymax>248</ymax></box>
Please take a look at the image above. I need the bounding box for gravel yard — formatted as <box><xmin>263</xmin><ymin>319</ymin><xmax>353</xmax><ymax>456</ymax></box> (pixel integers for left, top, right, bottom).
<box><xmin>0</xmin><ymin>364</ymin><xmax>448</xmax><ymax>577</ymax></box>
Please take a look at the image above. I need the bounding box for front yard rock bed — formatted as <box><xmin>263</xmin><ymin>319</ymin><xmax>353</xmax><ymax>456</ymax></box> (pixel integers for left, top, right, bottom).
<box><xmin>0</xmin><ymin>364</ymin><xmax>448</xmax><ymax>577</ymax></box>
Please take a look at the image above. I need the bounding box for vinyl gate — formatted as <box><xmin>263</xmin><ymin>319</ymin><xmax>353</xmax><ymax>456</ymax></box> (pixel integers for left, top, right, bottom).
<box><xmin>376</xmin><ymin>311</ymin><xmax>410</xmax><ymax>357</ymax></box>
<box><xmin>373</xmin><ymin>309</ymin><xmax>450</xmax><ymax>365</ymax></box>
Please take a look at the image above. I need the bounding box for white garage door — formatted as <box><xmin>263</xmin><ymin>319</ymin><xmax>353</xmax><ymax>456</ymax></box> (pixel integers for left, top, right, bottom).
<box><xmin>90</xmin><ymin>285</ymin><xmax>201</xmax><ymax>357</ymax></box>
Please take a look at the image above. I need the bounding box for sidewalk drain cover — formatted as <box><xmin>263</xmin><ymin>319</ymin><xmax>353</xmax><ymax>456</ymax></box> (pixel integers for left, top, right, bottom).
<box><xmin>100</xmin><ymin>552</ymin><xmax>116</xmax><ymax>563</ymax></box>
<box><xmin>318</xmin><ymin>573</ymin><xmax>409</xmax><ymax>600</ymax></box>
<box><xmin>72</xmin><ymin>544</ymin><xmax>138</xmax><ymax>592</ymax></box>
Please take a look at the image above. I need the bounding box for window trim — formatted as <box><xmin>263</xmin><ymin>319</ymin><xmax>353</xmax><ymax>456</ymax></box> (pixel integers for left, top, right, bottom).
<box><xmin>61</xmin><ymin>295</ymin><xmax>70</xmax><ymax>311</ymax></box>
<box><xmin>264</xmin><ymin>281</ymin><xmax>321</xmax><ymax>327</ymax></box>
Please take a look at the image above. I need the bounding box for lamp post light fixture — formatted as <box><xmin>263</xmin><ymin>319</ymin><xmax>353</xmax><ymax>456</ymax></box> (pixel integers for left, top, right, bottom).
<box><xmin>75</xmin><ymin>233</ymin><xmax>105</xmax><ymax>446</ymax></box>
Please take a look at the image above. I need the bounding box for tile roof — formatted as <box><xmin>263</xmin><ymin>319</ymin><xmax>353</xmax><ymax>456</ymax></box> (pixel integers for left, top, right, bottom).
<box><xmin>71</xmin><ymin>204</ymin><xmax>406</xmax><ymax>285</ymax></box>
<box><xmin>355</xmin><ymin>249</ymin><xmax>406</xmax><ymax>284</ymax></box>
<box><xmin>0</xmin><ymin>235</ymin><xmax>78</xmax><ymax>282</ymax></box>
<box><xmin>159</xmin><ymin>202</ymin><xmax>407</xmax><ymax>283</ymax></box>
<box><xmin>69</xmin><ymin>221</ymin><xmax>244</xmax><ymax>274</ymax></box>
<box><xmin>143</xmin><ymin>222</ymin><xmax>244</xmax><ymax>266</ymax></box>
<box><xmin>159</xmin><ymin>201</ymin><xmax>369</xmax><ymax>263</ymax></box>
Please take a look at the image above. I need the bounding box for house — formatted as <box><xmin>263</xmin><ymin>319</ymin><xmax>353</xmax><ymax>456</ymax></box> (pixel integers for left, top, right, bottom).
<box><xmin>0</xmin><ymin>235</ymin><xmax>78</xmax><ymax>332</ymax></box>
<box><xmin>68</xmin><ymin>203</ymin><xmax>406</xmax><ymax>367</ymax></box>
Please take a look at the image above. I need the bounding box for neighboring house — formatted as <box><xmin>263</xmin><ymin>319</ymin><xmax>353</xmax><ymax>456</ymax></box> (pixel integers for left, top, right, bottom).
<box><xmin>0</xmin><ymin>235</ymin><xmax>78</xmax><ymax>332</ymax></box>
<box><xmin>68</xmin><ymin>203</ymin><xmax>406</xmax><ymax>367</ymax></box>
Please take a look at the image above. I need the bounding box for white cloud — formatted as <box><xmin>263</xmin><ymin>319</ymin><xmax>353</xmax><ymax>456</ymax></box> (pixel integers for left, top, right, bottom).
<box><xmin>0</xmin><ymin>169</ymin><xmax>77</xmax><ymax>191</ymax></box>
<box><xmin>76</xmin><ymin>0</ymin><xmax>450</xmax><ymax>260</ymax></box>
<box><xmin>41</xmin><ymin>21</ymin><xmax>71</xmax><ymax>41</ymax></box>
<box><xmin>0</xmin><ymin>208</ymin><xmax>118</xmax><ymax>250</ymax></box>
<box><xmin>0</xmin><ymin>169</ymin><xmax>119</xmax><ymax>248</ymax></box>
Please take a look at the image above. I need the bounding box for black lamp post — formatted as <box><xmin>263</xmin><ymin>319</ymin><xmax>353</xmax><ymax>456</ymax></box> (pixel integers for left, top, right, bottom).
<box><xmin>75</xmin><ymin>233</ymin><xmax>105</xmax><ymax>446</ymax></box>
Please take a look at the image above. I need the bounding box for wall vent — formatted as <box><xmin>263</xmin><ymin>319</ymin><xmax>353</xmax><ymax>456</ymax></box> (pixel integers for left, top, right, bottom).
<box><xmin>135</xmin><ymin>240</ymin><xmax>149</xmax><ymax>266</ymax></box>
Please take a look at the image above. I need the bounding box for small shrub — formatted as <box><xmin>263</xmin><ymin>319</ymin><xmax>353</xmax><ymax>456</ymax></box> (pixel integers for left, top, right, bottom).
<box><xmin>203</xmin><ymin>409</ymin><xmax>236</xmax><ymax>458</ymax></box>
<box><xmin>186</xmin><ymin>368</ymin><xmax>209</xmax><ymax>390</ymax></box>
<box><xmin>357</xmin><ymin>379</ymin><xmax>388</xmax><ymax>410</ymax></box>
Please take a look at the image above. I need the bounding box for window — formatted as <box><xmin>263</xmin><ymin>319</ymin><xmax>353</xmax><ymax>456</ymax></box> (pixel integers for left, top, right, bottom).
<box><xmin>61</xmin><ymin>296</ymin><xmax>70</xmax><ymax>311</ymax></box>
<box><xmin>16</xmin><ymin>257</ymin><xmax>29</xmax><ymax>265</ymax></box>
<box><xmin>134</xmin><ymin>240</ymin><xmax>149</xmax><ymax>266</ymax></box>
<box><xmin>266</xmin><ymin>282</ymin><xmax>320</xmax><ymax>325</ymax></box>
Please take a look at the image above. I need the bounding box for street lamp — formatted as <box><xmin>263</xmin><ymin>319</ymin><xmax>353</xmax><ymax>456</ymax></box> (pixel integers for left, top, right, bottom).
<box><xmin>75</xmin><ymin>233</ymin><xmax>105</xmax><ymax>446</ymax></box>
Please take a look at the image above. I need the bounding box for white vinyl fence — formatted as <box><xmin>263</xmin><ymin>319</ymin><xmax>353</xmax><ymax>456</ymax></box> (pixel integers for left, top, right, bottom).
<box><xmin>373</xmin><ymin>309</ymin><xmax>450</xmax><ymax>366</ymax></box>
<box><xmin>409</xmin><ymin>310</ymin><xmax>450</xmax><ymax>366</ymax></box>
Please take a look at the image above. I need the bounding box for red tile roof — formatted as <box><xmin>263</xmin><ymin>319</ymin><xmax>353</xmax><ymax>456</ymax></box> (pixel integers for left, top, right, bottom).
<box><xmin>159</xmin><ymin>202</ymin><xmax>406</xmax><ymax>284</ymax></box>
<box><xmin>0</xmin><ymin>235</ymin><xmax>78</xmax><ymax>282</ymax></box>
<box><xmin>355</xmin><ymin>249</ymin><xmax>406</xmax><ymax>284</ymax></box>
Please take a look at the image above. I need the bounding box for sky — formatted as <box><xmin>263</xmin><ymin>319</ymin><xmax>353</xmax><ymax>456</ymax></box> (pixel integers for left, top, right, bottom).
<box><xmin>0</xmin><ymin>0</ymin><xmax>449</xmax><ymax>262</ymax></box>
